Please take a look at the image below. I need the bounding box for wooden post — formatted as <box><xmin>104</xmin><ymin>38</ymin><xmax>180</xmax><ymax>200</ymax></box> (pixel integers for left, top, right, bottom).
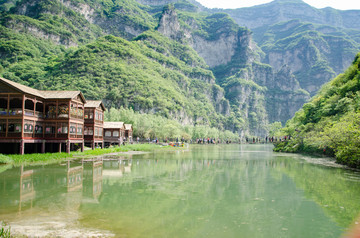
<box><xmin>81</xmin><ymin>142</ymin><xmax>84</xmax><ymax>152</ymax></box>
<box><xmin>19</xmin><ymin>140</ymin><xmax>24</xmax><ymax>155</ymax></box>
<box><xmin>92</xmin><ymin>141</ymin><xmax>95</xmax><ymax>150</ymax></box>
<box><xmin>7</xmin><ymin>94</ymin><xmax>9</xmax><ymax>115</ymax></box>
<box><xmin>58</xmin><ymin>143</ymin><xmax>62</xmax><ymax>153</ymax></box>
<box><xmin>21</xmin><ymin>95</ymin><xmax>25</xmax><ymax>138</ymax></box>
<box><xmin>41</xmin><ymin>141</ymin><xmax>45</xmax><ymax>153</ymax></box>
<box><xmin>66</xmin><ymin>140</ymin><xmax>70</xmax><ymax>154</ymax></box>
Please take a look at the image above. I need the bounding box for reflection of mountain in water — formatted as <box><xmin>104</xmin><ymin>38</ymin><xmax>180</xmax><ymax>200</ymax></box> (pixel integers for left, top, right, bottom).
<box><xmin>0</xmin><ymin>145</ymin><xmax>359</xmax><ymax>237</ymax></box>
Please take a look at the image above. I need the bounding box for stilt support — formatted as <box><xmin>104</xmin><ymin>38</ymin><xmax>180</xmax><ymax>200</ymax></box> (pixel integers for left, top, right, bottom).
<box><xmin>19</xmin><ymin>140</ymin><xmax>25</xmax><ymax>155</ymax></box>
<box><xmin>66</xmin><ymin>140</ymin><xmax>70</xmax><ymax>154</ymax></box>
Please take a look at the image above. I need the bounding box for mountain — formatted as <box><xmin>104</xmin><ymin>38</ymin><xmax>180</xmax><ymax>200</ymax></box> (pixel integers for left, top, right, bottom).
<box><xmin>274</xmin><ymin>53</ymin><xmax>360</xmax><ymax>168</ymax></box>
<box><xmin>220</xmin><ymin>0</ymin><xmax>360</xmax><ymax>31</ymax></box>
<box><xmin>254</xmin><ymin>19</ymin><xmax>360</xmax><ymax>96</ymax></box>
<box><xmin>0</xmin><ymin>0</ymin><xmax>359</xmax><ymax>137</ymax></box>
<box><xmin>0</xmin><ymin>0</ymin><xmax>236</xmax><ymax>131</ymax></box>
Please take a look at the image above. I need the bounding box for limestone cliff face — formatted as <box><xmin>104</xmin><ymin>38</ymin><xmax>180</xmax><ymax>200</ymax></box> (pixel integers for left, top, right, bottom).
<box><xmin>226</xmin><ymin>62</ymin><xmax>310</xmax><ymax>128</ymax></box>
<box><xmin>157</xmin><ymin>7</ymin><xmax>255</xmax><ymax>68</ymax></box>
<box><xmin>262</xmin><ymin>29</ymin><xmax>358</xmax><ymax>96</ymax></box>
<box><xmin>62</xmin><ymin>0</ymin><xmax>95</xmax><ymax>24</ymax></box>
<box><xmin>191</xmin><ymin>34</ymin><xmax>238</xmax><ymax>68</ymax></box>
<box><xmin>157</xmin><ymin>7</ymin><xmax>231</xmax><ymax>116</ymax></box>
<box><xmin>258</xmin><ymin>64</ymin><xmax>310</xmax><ymax>123</ymax></box>
<box><xmin>157</xmin><ymin>7</ymin><xmax>186</xmax><ymax>42</ymax></box>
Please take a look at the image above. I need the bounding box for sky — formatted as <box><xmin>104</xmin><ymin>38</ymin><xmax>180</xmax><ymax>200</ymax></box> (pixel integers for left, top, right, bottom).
<box><xmin>195</xmin><ymin>0</ymin><xmax>360</xmax><ymax>10</ymax></box>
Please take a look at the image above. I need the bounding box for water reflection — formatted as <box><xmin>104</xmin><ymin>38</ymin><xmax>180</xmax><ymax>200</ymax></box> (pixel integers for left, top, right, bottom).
<box><xmin>0</xmin><ymin>145</ymin><xmax>359</xmax><ymax>237</ymax></box>
<box><xmin>19</xmin><ymin>165</ymin><xmax>35</xmax><ymax>212</ymax></box>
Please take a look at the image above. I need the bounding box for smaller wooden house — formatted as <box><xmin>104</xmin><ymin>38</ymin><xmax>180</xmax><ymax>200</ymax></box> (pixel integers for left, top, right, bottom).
<box><xmin>103</xmin><ymin>122</ymin><xmax>125</xmax><ymax>147</ymax></box>
<box><xmin>124</xmin><ymin>124</ymin><xmax>133</xmax><ymax>142</ymax></box>
<box><xmin>84</xmin><ymin>100</ymin><xmax>105</xmax><ymax>149</ymax></box>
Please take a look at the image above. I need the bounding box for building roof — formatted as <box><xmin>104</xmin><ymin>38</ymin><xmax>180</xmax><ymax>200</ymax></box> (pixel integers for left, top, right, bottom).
<box><xmin>104</xmin><ymin>122</ymin><xmax>124</xmax><ymax>129</ymax></box>
<box><xmin>124</xmin><ymin>124</ymin><xmax>132</xmax><ymax>130</ymax></box>
<box><xmin>0</xmin><ymin>77</ymin><xmax>86</xmax><ymax>103</ymax></box>
<box><xmin>84</xmin><ymin>100</ymin><xmax>106</xmax><ymax>111</ymax></box>
<box><xmin>0</xmin><ymin>77</ymin><xmax>43</xmax><ymax>98</ymax></box>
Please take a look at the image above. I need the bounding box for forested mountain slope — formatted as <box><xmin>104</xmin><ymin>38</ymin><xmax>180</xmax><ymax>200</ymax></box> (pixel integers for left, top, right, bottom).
<box><xmin>0</xmin><ymin>0</ymin><xmax>234</xmax><ymax>131</ymax></box>
<box><xmin>1</xmin><ymin>0</ymin><xmax>360</xmax><ymax>137</ymax></box>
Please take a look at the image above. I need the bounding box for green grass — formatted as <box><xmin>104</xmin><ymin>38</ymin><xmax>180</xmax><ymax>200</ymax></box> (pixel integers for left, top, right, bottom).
<box><xmin>0</xmin><ymin>143</ymin><xmax>181</xmax><ymax>165</ymax></box>
<box><xmin>0</xmin><ymin>222</ymin><xmax>10</xmax><ymax>238</ymax></box>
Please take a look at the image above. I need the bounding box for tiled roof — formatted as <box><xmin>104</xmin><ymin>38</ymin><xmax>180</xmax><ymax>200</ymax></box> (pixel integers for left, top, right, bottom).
<box><xmin>41</xmin><ymin>91</ymin><xmax>82</xmax><ymax>99</ymax></box>
<box><xmin>0</xmin><ymin>77</ymin><xmax>86</xmax><ymax>102</ymax></box>
<box><xmin>104</xmin><ymin>122</ymin><xmax>124</xmax><ymax>129</ymax></box>
<box><xmin>0</xmin><ymin>77</ymin><xmax>43</xmax><ymax>98</ymax></box>
<box><xmin>124</xmin><ymin>124</ymin><xmax>132</xmax><ymax>130</ymax></box>
<box><xmin>85</xmin><ymin>100</ymin><xmax>106</xmax><ymax>111</ymax></box>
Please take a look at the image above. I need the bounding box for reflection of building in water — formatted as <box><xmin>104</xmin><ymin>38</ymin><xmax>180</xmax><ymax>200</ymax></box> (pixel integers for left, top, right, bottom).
<box><xmin>83</xmin><ymin>160</ymin><xmax>103</xmax><ymax>200</ymax></box>
<box><xmin>102</xmin><ymin>156</ymin><xmax>132</xmax><ymax>178</ymax></box>
<box><xmin>66</xmin><ymin>160</ymin><xmax>83</xmax><ymax>192</ymax></box>
<box><xmin>19</xmin><ymin>165</ymin><xmax>35</xmax><ymax>211</ymax></box>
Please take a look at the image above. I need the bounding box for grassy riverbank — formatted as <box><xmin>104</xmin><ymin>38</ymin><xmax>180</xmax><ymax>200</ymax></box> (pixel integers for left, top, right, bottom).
<box><xmin>0</xmin><ymin>144</ymin><xmax>180</xmax><ymax>165</ymax></box>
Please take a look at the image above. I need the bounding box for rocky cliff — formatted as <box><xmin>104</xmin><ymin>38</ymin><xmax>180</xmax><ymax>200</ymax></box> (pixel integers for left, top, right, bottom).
<box><xmin>2</xmin><ymin>0</ymin><xmax>359</xmax><ymax>137</ymax></box>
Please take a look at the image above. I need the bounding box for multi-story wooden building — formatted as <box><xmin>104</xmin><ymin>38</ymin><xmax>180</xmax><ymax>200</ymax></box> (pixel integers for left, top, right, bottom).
<box><xmin>0</xmin><ymin>77</ymin><xmax>86</xmax><ymax>154</ymax></box>
<box><xmin>103</xmin><ymin>122</ymin><xmax>125</xmax><ymax>147</ymax></box>
<box><xmin>124</xmin><ymin>124</ymin><xmax>133</xmax><ymax>142</ymax></box>
<box><xmin>84</xmin><ymin>100</ymin><xmax>105</xmax><ymax>149</ymax></box>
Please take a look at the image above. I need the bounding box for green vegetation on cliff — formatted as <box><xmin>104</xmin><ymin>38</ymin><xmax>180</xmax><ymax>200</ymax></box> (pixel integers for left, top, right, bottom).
<box><xmin>0</xmin><ymin>0</ymin><xmax>246</xmax><ymax>135</ymax></box>
<box><xmin>274</xmin><ymin>53</ymin><xmax>360</xmax><ymax>168</ymax></box>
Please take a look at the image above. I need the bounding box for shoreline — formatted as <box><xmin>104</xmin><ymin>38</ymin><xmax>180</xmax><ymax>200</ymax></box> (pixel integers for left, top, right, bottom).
<box><xmin>0</xmin><ymin>144</ymin><xmax>179</xmax><ymax>166</ymax></box>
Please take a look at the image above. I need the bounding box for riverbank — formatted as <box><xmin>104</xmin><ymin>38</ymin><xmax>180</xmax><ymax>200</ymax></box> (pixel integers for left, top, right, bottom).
<box><xmin>273</xmin><ymin>139</ymin><xmax>360</xmax><ymax>169</ymax></box>
<box><xmin>0</xmin><ymin>144</ymin><xmax>183</xmax><ymax>165</ymax></box>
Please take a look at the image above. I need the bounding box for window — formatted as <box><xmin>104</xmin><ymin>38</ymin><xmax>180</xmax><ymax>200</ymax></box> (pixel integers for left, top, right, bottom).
<box><xmin>113</xmin><ymin>131</ymin><xmax>119</xmax><ymax>137</ymax></box>
<box><xmin>88</xmin><ymin>127</ymin><xmax>93</xmax><ymax>135</ymax></box>
<box><xmin>105</xmin><ymin>130</ymin><xmax>111</xmax><ymax>137</ymax></box>
<box><xmin>77</xmin><ymin>125</ymin><xmax>83</xmax><ymax>135</ymax></box>
<box><xmin>58</xmin><ymin>104</ymin><xmax>69</xmax><ymax>118</ymax></box>
<box><xmin>95</xmin><ymin>128</ymin><xmax>99</xmax><ymax>136</ymax></box>
<box><xmin>35</xmin><ymin>124</ymin><xmax>43</xmax><ymax>134</ymax></box>
<box><xmin>46</xmin><ymin>104</ymin><xmax>56</xmax><ymax>118</ymax></box>
<box><xmin>57</xmin><ymin>123</ymin><xmax>68</xmax><ymax>134</ymax></box>
<box><xmin>0</xmin><ymin>123</ymin><xmax>6</xmax><ymax>132</ymax></box>
<box><xmin>8</xmin><ymin>122</ymin><xmax>22</xmax><ymax>133</ymax></box>
<box><xmin>45</xmin><ymin>124</ymin><xmax>56</xmax><ymax>134</ymax></box>
<box><xmin>78</xmin><ymin>107</ymin><xmax>84</xmax><ymax>118</ymax></box>
<box><xmin>70</xmin><ymin>125</ymin><xmax>76</xmax><ymax>134</ymax></box>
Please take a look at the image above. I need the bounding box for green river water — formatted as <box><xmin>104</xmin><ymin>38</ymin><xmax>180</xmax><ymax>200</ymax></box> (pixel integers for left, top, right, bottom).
<box><xmin>1</xmin><ymin>144</ymin><xmax>360</xmax><ymax>237</ymax></box>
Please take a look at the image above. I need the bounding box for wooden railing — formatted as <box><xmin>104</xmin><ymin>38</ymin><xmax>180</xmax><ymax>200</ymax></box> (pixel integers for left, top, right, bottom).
<box><xmin>6</xmin><ymin>132</ymin><xmax>21</xmax><ymax>138</ymax></box>
<box><xmin>45</xmin><ymin>133</ymin><xmax>56</xmax><ymax>138</ymax></box>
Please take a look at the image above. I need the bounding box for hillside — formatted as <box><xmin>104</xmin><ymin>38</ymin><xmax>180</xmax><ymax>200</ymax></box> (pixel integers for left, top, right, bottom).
<box><xmin>274</xmin><ymin>53</ymin><xmax>360</xmax><ymax>168</ymax></box>
<box><xmin>1</xmin><ymin>0</ymin><xmax>360</xmax><ymax>137</ymax></box>
<box><xmin>0</xmin><ymin>0</ymin><xmax>239</xmax><ymax>132</ymax></box>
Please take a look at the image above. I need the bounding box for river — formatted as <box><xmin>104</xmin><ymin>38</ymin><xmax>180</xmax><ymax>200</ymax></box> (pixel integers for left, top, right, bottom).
<box><xmin>1</xmin><ymin>144</ymin><xmax>360</xmax><ymax>237</ymax></box>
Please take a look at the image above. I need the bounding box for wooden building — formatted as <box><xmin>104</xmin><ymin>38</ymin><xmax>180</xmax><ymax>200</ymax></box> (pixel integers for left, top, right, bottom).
<box><xmin>124</xmin><ymin>124</ymin><xmax>133</xmax><ymax>142</ymax></box>
<box><xmin>0</xmin><ymin>77</ymin><xmax>86</xmax><ymax>154</ymax></box>
<box><xmin>103</xmin><ymin>122</ymin><xmax>125</xmax><ymax>147</ymax></box>
<box><xmin>84</xmin><ymin>100</ymin><xmax>105</xmax><ymax>149</ymax></box>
